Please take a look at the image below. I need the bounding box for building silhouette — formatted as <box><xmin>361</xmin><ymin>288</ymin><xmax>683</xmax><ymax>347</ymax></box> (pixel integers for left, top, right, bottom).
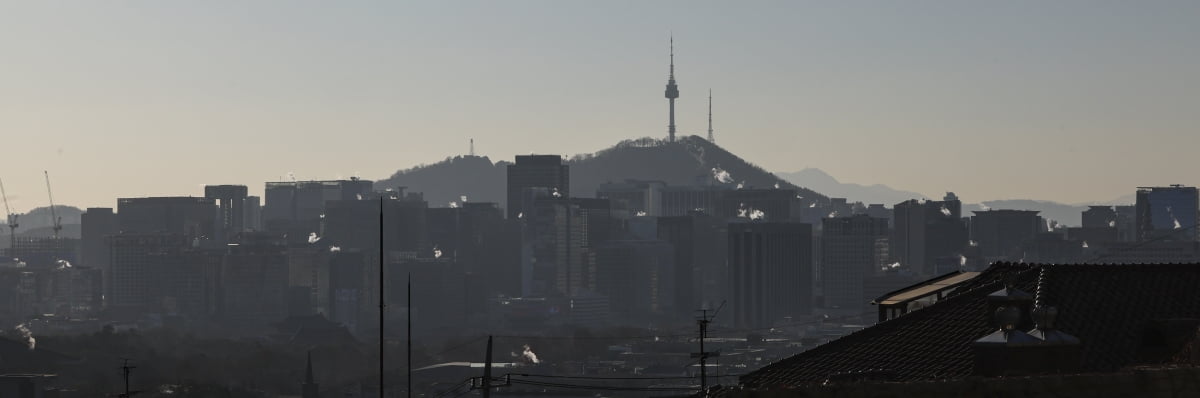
<box><xmin>1135</xmin><ymin>185</ymin><xmax>1198</xmax><ymax>242</ymax></box>
<box><xmin>117</xmin><ymin>197</ymin><xmax>216</xmax><ymax>239</ymax></box>
<box><xmin>204</xmin><ymin>185</ymin><xmax>249</xmax><ymax>243</ymax></box>
<box><xmin>821</xmin><ymin>215</ymin><xmax>889</xmax><ymax>313</ymax></box>
<box><xmin>970</xmin><ymin>209</ymin><xmax>1043</xmax><ymax>260</ymax></box>
<box><xmin>262</xmin><ymin>178</ymin><xmax>373</xmax><ymax>235</ymax></box>
<box><xmin>506</xmin><ymin>155</ymin><xmax>569</xmax><ymax>220</ymax></box>
<box><xmin>729</xmin><ymin>221</ymin><xmax>813</xmax><ymax>329</ymax></box>
<box><xmin>891</xmin><ymin>194</ymin><xmax>968</xmax><ymax>276</ymax></box>
<box><xmin>81</xmin><ymin>207</ymin><xmax>117</xmax><ymax>293</ymax></box>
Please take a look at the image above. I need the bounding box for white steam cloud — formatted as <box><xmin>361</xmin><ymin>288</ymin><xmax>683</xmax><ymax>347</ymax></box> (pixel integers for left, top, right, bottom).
<box><xmin>774</xmin><ymin>182</ymin><xmax>780</xmax><ymax>189</ymax></box>
<box><xmin>711</xmin><ymin>167</ymin><xmax>734</xmax><ymax>184</ymax></box>
<box><xmin>749</xmin><ymin>209</ymin><xmax>765</xmax><ymax>220</ymax></box>
<box><xmin>329</xmin><ymin>246</ymin><xmax>341</xmax><ymax>253</ymax></box>
<box><xmin>460</xmin><ymin>195</ymin><xmax>468</xmax><ymax>203</ymax></box>
<box><xmin>56</xmin><ymin>259</ymin><xmax>72</xmax><ymax>269</ymax></box>
<box><xmin>635</xmin><ymin>211</ymin><xmax>647</xmax><ymax>217</ymax></box>
<box><xmin>881</xmin><ymin>262</ymin><xmax>901</xmax><ymax>272</ymax></box>
<box><xmin>941</xmin><ymin>206</ymin><xmax>951</xmax><ymax>217</ymax></box>
<box><xmin>433</xmin><ymin>246</ymin><xmax>443</xmax><ymax>259</ymax></box>
<box><xmin>551</xmin><ymin>188</ymin><xmax>562</xmax><ymax>198</ymax></box>
<box><xmin>449</xmin><ymin>202</ymin><xmax>459</xmax><ymax>208</ymax></box>
<box><xmin>307</xmin><ymin>233</ymin><xmax>321</xmax><ymax>244</ymax></box>
<box><xmin>522</xmin><ymin>344</ymin><xmax>541</xmax><ymax>364</ymax></box>
<box><xmin>14</xmin><ymin>323</ymin><xmax>34</xmax><ymax>350</ymax></box>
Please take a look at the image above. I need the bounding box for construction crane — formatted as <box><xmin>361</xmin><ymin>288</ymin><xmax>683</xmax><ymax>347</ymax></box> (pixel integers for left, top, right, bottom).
<box><xmin>44</xmin><ymin>171</ymin><xmax>62</xmax><ymax>239</ymax></box>
<box><xmin>0</xmin><ymin>178</ymin><xmax>17</xmax><ymax>257</ymax></box>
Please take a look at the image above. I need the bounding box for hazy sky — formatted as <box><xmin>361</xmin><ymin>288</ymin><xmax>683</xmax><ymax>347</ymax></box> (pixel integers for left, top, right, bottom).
<box><xmin>1</xmin><ymin>2</ymin><xmax>1197</xmax><ymax>210</ymax></box>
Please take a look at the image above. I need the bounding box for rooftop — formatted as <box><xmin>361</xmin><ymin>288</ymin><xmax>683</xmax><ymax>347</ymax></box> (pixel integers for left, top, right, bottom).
<box><xmin>741</xmin><ymin>262</ymin><xmax>1200</xmax><ymax>389</ymax></box>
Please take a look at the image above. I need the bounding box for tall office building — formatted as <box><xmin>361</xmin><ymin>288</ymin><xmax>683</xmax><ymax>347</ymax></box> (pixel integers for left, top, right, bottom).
<box><xmin>891</xmin><ymin>194</ymin><xmax>968</xmax><ymax>276</ymax></box>
<box><xmin>506</xmin><ymin>155</ymin><xmax>569</xmax><ymax>220</ymax></box>
<box><xmin>591</xmin><ymin>240</ymin><xmax>675</xmax><ymax>325</ymax></box>
<box><xmin>204</xmin><ymin>185</ymin><xmax>249</xmax><ymax>243</ymax></box>
<box><xmin>1081</xmin><ymin>206</ymin><xmax>1118</xmax><ymax>229</ymax></box>
<box><xmin>220</xmin><ymin>234</ymin><xmax>289</xmax><ymax>329</ymax></box>
<box><xmin>658</xmin><ymin>213</ymin><xmax>728</xmax><ymax>318</ymax></box>
<box><xmin>1136</xmin><ymin>185</ymin><xmax>1199</xmax><ymax>242</ymax></box>
<box><xmin>822</xmin><ymin>215</ymin><xmax>890</xmax><ymax>312</ymax></box>
<box><xmin>81</xmin><ymin>208</ymin><xmax>118</xmax><ymax>296</ymax></box>
<box><xmin>597</xmin><ymin>179</ymin><xmax>666</xmax><ymax>217</ymax></box>
<box><xmin>117</xmin><ymin>197</ymin><xmax>217</xmax><ymax>239</ymax></box>
<box><xmin>970</xmin><ymin>210</ymin><xmax>1043</xmax><ymax>260</ymax></box>
<box><xmin>262</xmin><ymin>178</ymin><xmax>373</xmax><ymax>233</ymax></box>
<box><xmin>729</xmin><ymin>221</ymin><xmax>813</xmax><ymax>329</ymax></box>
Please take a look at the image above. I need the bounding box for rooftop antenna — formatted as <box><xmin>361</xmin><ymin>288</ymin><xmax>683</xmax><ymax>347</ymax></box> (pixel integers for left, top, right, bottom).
<box><xmin>469</xmin><ymin>138</ymin><xmax>475</xmax><ymax>157</ymax></box>
<box><xmin>707</xmin><ymin>89</ymin><xmax>714</xmax><ymax>143</ymax></box>
<box><xmin>0</xmin><ymin>178</ymin><xmax>18</xmax><ymax>257</ymax></box>
<box><xmin>43</xmin><ymin>171</ymin><xmax>62</xmax><ymax>239</ymax></box>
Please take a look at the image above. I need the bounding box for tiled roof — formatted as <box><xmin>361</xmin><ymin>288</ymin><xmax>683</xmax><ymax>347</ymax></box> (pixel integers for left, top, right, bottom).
<box><xmin>740</xmin><ymin>262</ymin><xmax>1200</xmax><ymax>388</ymax></box>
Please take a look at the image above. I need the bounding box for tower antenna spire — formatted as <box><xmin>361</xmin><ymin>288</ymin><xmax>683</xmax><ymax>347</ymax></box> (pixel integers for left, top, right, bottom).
<box><xmin>664</xmin><ymin>35</ymin><xmax>679</xmax><ymax>143</ymax></box>
<box><xmin>707</xmin><ymin>89</ymin><xmax>714</xmax><ymax>143</ymax></box>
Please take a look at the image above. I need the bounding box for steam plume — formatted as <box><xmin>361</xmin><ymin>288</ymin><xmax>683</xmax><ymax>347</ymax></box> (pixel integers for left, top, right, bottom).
<box><xmin>308</xmin><ymin>233</ymin><xmax>321</xmax><ymax>244</ymax></box>
<box><xmin>14</xmin><ymin>323</ymin><xmax>34</xmax><ymax>350</ymax></box>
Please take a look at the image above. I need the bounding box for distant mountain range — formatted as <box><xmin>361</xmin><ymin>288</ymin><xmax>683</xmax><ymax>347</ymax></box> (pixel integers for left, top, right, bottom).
<box><xmin>375</xmin><ymin>136</ymin><xmax>828</xmax><ymax>210</ymax></box>
<box><xmin>0</xmin><ymin>206</ymin><xmax>84</xmax><ymax>245</ymax></box>
<box><xmin>777</xmin><ymin>168</ymin><xmax>1134</xmax><ymax>226</ymax></box>
<box><xmin>775</xmin><ymin>169</ymin><xmax>930</xmax><ymax>207</ymax></box>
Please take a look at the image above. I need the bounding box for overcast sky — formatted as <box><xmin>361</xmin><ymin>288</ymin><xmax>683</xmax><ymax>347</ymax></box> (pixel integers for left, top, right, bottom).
<box><xmin>1</xmin><ymin>1</ymin><xmax>1197</xmax><ymax>209</ymax></box>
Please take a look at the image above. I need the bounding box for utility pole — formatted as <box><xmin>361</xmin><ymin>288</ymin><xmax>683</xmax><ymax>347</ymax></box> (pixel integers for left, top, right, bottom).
<box><xmin>692</xmin><ymin>300</ymin><xmax>725</xmax><ymax>396</ymax></box>
<box><xmin>482</xmin><ymin>335</ymin><xmax>493</xmax><ymax>398</ymax></box>
<box><xmin>119</xmin><ymin>359</ymin><xmax>137</xmax><ymax>397</ymax></box>
<box><xmin>407</xmin><ymin>272</ymin><xmax>412</xmax><ymax>398</ymax></box>
<box><xmin>379</xmin><ymin>197</ymin><xmax>385</xmax><ymax>398</ymax></box>
<box><xmin>471</xmin><ymin>336</ymin><xmax>509</xmax><ymax>396</ymax></box>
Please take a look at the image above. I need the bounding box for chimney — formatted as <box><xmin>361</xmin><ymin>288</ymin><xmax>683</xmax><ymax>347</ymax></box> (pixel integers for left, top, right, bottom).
<box><xmin>972</xmin><ymin>306</ymin><xmax>1042</xmax><ymax>376</ymax></box>
<box><xmin>986</xmin><ymin>274</ymin><xmax>1034</xmax><ymax>330</ymax></box>
<box><xmin>1027</xmin><ymin>306</ymin><xmax>1082</xmax><ymax>373</ymax></box>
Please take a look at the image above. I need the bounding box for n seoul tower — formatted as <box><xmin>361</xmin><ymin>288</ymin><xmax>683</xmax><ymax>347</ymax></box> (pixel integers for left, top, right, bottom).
<box><xmin>664</xmin><ymin>36</ymin><xmax>680</xmax><ymax>143</ymax></box>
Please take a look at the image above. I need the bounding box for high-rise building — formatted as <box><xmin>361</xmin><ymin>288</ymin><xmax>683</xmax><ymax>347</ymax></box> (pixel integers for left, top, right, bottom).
<box><xmin>519</xmin><ymin>191</ymin><xmax>586</xmax><ymax>297</ymax></box>
<box><xmin>597</xmin><ymin>179</ymin><xmax>666</xmax><ymax>217</ymax></box>
<box><xmin>1136</xmin><ymin>185</ymin><xmax>1199</xmax><ymax>242</ymax></box>
<box><xmin>661</xmin><ymin>186</ymin><xmax>724</xmax><ymax>217</ymax></box>
<box><xmin>506</xmin><ymin>155</ymin><xmax>569</xmax><ymax>220</ymax></box>
<box><xmin>204</xmin><ymin>185</ymin><xmax>249</xmax><ymax>243</ymax></box>
<box><xmin>262</xmin><ymin>178</ymin><xmax>373</xmax><ymax>234</ymax></box>
<box><xmin>822</xmin><ymin>215</ymin><xmax>890</xmax><ymax>313</ymax></box>
<box><xmin>108</xmin><ymin>233</ymin><xmax>191</xmax><ymax>316</ymax></box>
<box><xmin>81</xmin><ymin>207</ymin><xmax>117</xmax><ymax>294</ymax></box>
<box><xmin>721</xmin><ymin>188</ymin><xmax>800</xmax><ymax>221</ymax></box>
<box><xmin>220</xmin><ymin>233</ymin><xmax>289</xmax><ymax>329</ymax></box>
<box><xmin>117</xmin><ymin>197</ymin><xmax>217</xmax><ymax>239</ymax></box>
<box><xmin>729</xmin><ymin>221</ymin><xmax>814</xmax><ymax>329</ymax></box>
<box><xmin>658</xmin><ymin>213</ymin><xmax>728</xmax><ymax>318</ymax></box>
<box><xmin>591</xmin><ymin>240</ymin><xmax>675</xmax><ymax>325</ymax></box>
<box><xmin>970</xmin><ymin>210</ymin><xmax>1043</xmax><ymax>260</ymax></box>
<box><xmin>891</xmin><ymin>194</ymin><xmax>968</xmax><ymax>276</ymax></box>
<box><xmin>1081</xmin><ymin>206</ymin><xmax>1118</xmax><ymax>229</ymax></box>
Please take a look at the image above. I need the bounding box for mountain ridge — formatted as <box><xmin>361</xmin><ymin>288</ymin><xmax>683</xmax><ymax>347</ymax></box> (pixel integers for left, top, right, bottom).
<box><xmin>374</xmin><ymin>136</ymin><xmax>828</xmax><ymax>210</ymax></box>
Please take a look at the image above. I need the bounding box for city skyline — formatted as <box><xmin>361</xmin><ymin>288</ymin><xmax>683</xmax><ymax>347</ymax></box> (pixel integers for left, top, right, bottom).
<box><xmin>3</xmin><ymin>2</ymin><xmax>1199</xmax><ymax>209</ymax></box>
